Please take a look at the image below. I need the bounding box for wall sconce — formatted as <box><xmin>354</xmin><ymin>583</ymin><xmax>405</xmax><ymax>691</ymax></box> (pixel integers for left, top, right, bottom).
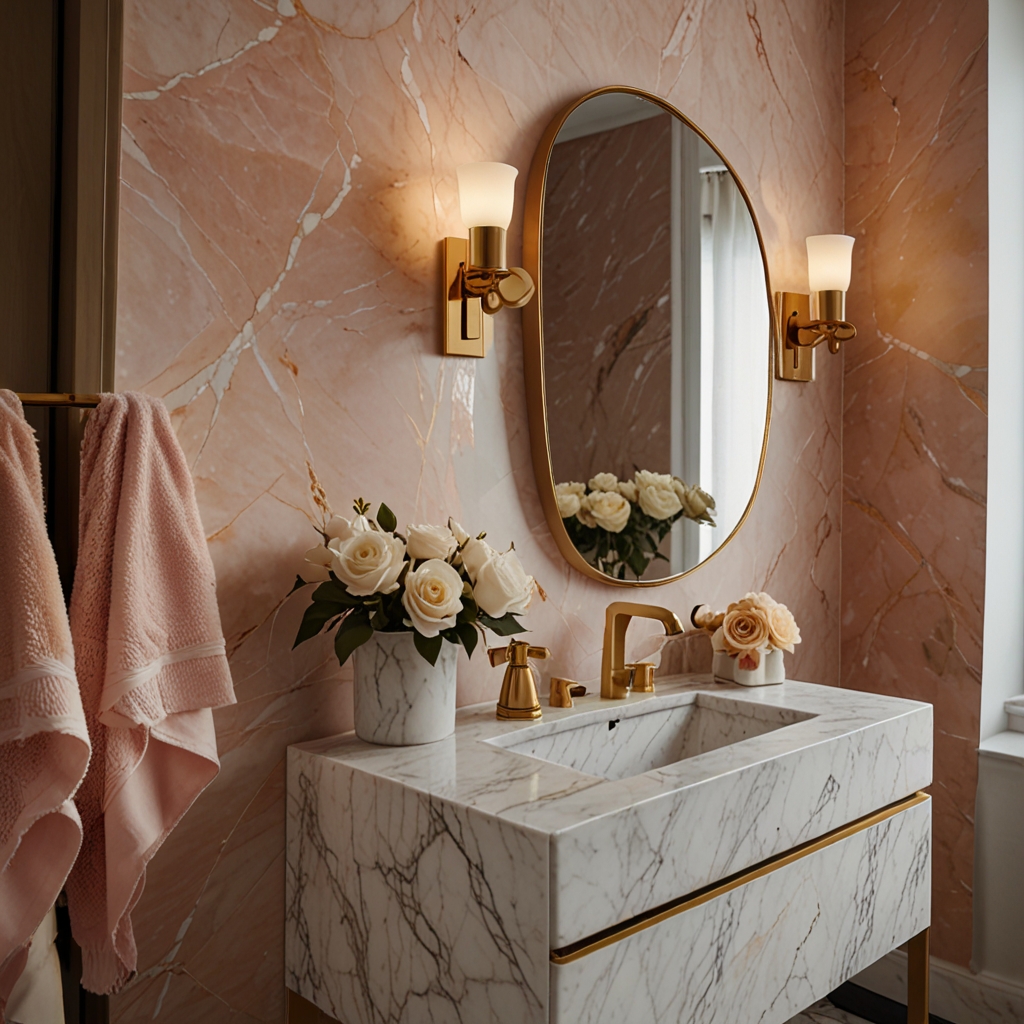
<box><xmin>775</xmin><ymin>234</ymin><xmax>857</xmax><ymax>382</ymax></box>
<box><xmin>442</xmin><ymin>162</ymin><xmax>535</xmax><ymax>357</ymax></box>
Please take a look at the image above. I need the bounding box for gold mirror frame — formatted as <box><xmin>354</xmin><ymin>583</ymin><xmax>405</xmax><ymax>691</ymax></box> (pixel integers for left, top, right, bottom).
<box><xmin>522</xmin><ymin>85</ymin><xmax>775</xmax><ymax>587</ymax></box>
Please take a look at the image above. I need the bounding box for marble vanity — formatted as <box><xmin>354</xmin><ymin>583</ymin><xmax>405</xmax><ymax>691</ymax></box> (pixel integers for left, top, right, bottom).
<box><xmin>285</xmin><ymin>673</ymin><xmax>932</xmax><ymax>1024</ymax></box>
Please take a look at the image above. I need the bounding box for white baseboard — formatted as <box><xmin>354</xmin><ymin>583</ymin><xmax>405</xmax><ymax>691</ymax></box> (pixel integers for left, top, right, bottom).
<box><xmin>851</xmin><ymin>949</ymin><xmax>1024</xmax><ymax>1024</ymax></box>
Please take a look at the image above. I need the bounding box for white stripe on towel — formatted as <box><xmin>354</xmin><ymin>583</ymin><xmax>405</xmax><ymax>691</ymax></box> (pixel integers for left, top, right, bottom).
<box><xmin>100</xmin><ymin>639</ymin><xmax>227</xmax><ymax>712</ymax></box>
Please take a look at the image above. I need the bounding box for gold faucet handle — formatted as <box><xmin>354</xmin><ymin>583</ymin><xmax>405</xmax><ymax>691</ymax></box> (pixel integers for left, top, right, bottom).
<box><xmin>487</xmin><ymin>642</ymin><xmax>549</xmax><ymax>668</ymax></box>
<box><xmin>626</xmin><ymin>662</ymin><xmax>656</xmax><ymax>693</ymax></box>
<box><xmin>550</xmin><ymin>678</ymin><xmax>587</xmax><ymax>708</ymax></box>
<box><xmin>487</xmin><ymin>645</ymin><xmax>513</xmax><ymax>668</ymax></box>
<box><xmin>550</xmin><ymin>677</ymin><xmax>575</xmax><ymax>708</ymax></box>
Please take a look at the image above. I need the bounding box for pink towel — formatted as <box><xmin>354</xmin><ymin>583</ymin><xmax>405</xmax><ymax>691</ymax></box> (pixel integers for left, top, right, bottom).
<box><xmin>0</xmin><ymin>392</ymin><xmax>90</xmax><ymax>1019</ymax></box>
<box><xmin>65</xmin><ymin>392</ymin><xmax>235</xmax><ymax>994</ymax></box>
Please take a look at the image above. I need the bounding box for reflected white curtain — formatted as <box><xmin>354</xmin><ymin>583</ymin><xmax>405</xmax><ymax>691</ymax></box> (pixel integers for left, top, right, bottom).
<box><xmin>697</xmin><ymin>171</ymin><xmax>769</xmax><ymax>560</ymax></box>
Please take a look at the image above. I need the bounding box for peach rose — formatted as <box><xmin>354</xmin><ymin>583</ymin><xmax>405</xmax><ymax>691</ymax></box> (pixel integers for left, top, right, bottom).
<box><xmin>721</xmin><ymin>602</ymin><xmax>771</xmax><ymax>652</ymax></box>
<box><xmin>766</xmin><ymin>602</ymin><xmax>801</xmax><ymax>652</ymax></box>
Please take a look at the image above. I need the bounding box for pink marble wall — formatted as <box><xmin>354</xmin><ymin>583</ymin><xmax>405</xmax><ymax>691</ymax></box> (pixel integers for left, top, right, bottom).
<box><xmin>112</xmin><ymin>2</ymin><xmax>845</xmax><ymax>1019</ymax></box>
<box><xmin>544</xmin><ymin>114</ymin><xmax>673</xmax><ymax>485</ymax></box>
<box><xmin>843</xmin><ymin>0</ymin><xmax>987</xmax><ymax>968</ymax></box>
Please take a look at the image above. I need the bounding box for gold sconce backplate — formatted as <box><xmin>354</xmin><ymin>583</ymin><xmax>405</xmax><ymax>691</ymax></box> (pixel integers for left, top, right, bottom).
<box><xmin>775</xmin><ymin>291</ymin><xmax>814</xmax><ymax>382</ymax></box>
<box><xmin>443</xmin><ymin>237</ymin><xmax>492</xmax><ymax>358</ymax></box>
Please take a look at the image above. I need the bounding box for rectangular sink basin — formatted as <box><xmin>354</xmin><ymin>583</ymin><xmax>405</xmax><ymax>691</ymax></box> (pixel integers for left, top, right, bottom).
<box><xmin>487</xmin><ymin>692</ymin><xmax>816</xmax><ymax>781</ymax></box>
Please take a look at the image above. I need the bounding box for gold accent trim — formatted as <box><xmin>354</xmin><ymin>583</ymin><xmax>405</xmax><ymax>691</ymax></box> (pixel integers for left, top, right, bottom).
<box><xmin>550</xmin><ymin>792</ymin><xmax>930</xmax><ymax>964</ymax></box>
<box><xmin>522</xmin><ymin>85</ymin><xmax>775</xmax><ymax>587</ymax></box>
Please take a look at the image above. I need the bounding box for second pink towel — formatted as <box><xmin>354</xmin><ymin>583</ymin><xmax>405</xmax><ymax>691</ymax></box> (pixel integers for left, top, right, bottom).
<box><xmin>65</xmin><ymin>392</ymin><xmax>236</xmax><ymax>995</ymax></box>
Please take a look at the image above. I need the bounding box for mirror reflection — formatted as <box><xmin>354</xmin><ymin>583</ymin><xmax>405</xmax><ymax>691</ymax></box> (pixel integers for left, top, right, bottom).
<box><xmin>540</xmin><ymin>91</ymin><xmax>770</xmax><ymax>581</ymax></box>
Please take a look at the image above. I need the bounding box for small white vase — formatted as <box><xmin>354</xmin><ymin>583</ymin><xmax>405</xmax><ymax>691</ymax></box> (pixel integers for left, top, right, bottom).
<box><xmin>712</xmin><ymin>650</ymin><xmax>735</xmax><ymax>683</ymax></box>
<box><xmin>712</xmin><ymin>648</ymin><xmax>785</xmax><ymax>687</ymax></box>
<box><xmin>352</xmin><ymin>632</ymin><xmax>458</xmax><ymax>746</ymax></box>
<box><xmin>764</xmin><ymin>648</ymin><xmax>786</xmax><ymax>684</ymax></box>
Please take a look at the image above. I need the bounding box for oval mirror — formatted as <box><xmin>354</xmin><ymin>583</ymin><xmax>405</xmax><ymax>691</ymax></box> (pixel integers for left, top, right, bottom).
<box><xmin>522</xmin><ymin>87</ymin><xmax>773</xmax><ymax>585</ymax></box>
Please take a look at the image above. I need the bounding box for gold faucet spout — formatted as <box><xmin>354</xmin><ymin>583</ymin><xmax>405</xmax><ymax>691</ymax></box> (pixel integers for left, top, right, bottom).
<box><xmin>600</xmin><ymin>602</ymin><xmax>684</xmax><ymax>699</ymax></box>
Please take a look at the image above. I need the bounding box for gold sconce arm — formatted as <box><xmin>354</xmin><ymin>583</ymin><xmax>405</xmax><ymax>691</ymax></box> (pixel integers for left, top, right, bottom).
<box><xmin>775</xmin><ymin>290</ymin><xmax>857</xmax><ymax>382</ymax></box>
<box><xmin>786</xmin><ymin>315</ymin><xmax>858</xmax><ymax>356</ymax></box>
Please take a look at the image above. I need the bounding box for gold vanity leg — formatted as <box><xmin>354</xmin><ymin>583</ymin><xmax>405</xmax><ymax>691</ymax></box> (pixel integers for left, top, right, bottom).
<box><xmin>907</xmin><ymin>928</ymin><xmax>930</xmax><ymax>1024</ymax></box>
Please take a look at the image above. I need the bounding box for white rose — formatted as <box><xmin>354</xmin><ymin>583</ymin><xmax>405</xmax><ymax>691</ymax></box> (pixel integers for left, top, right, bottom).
<box><xmin>401</xmin><ymin>559</ymin><xmax>464</xmax><ymax>637</ymax></box>
<box><xmin>673</xmin><ymin>479</ymin><xmax>715</xmax><ymax>519</ymax></box>
<box><xmin>588</xmin><ymin>472</ymin><xmax>618</xmax><ymax>492</ymax></box>
<box><xmin>634</xmin><ymin>470</ymin><xmax>674</xmax><ymax>489</ymax></box>
<box><xmin>556</xmin><ymin>489</ymin><xmax>582</xmax><ymax>518</ymax></box>
<box><xmin>407</xmin><ymin>523</ymin><xmax>457</xmax><ymax>561</ymax></box>
<box><xmin>587</xmin><ymin>490</ymin><xmax>631</xmax><ymax>533</ymax></box>
<box><xmin>448</xmin><ymin>518</ymin><xmax>470</xmax><ymax>545</ymax></box>
<box><xmin>556</xmin><ymin>481</ymin><xmax>586</xmax><ymax>496</ymax></box>
<box><xmin>325</xmin><ymin>514</ymin><xmax>370</xmax><ymax>542</ymax></box>
<box><xmin>576</xmin><ymin>495</ymin><xmax>598</xmax><ymax>528</ymax></box>
<box><xmin>637</xmin><ymin>477</ymin><xmax>682</xmax><ymax>520</ymax></box>
<box><xmin>329</xmin><ymin>530</ymin><xmax>406</xmax><ymax>596</ymax></box>
<box><xmin>617</xmin><ymin>480</ymin><xmax>639</xmax><ymax>502</ymax></box>
<box><xmin>461</xmin><ymin>537</ymin><xmax>497</xmax><ymax>580</ymax></box>
<box><xmin>301</xmin><ymin>544</ymin><xmax>333</xmax><ymax>583</ymax></box>
<box><xmin>473</xmin><ymin>548</ymin><xmax>534</xmax><ymax>618</ymax></box>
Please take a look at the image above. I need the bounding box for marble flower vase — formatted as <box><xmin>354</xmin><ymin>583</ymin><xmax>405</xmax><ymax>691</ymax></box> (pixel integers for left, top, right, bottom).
<box><xmin>713</xmin><ymin>648</ymin><xmax>786</xmax><ymax>686</ymax></box>
<box><xmin>352</xmin><ymin>631</ymin><xmax>458</xmax><ymax>745</ymax></box>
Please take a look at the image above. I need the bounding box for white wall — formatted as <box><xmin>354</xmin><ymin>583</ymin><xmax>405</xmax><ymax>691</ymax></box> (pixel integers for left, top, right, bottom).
<box><xmin>981</xmin><ymin>0</ymin><xmax>1024</xmax><ymax>742</ymax></box>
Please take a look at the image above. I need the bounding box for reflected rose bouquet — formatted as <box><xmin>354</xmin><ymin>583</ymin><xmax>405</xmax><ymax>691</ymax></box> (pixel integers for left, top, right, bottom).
<box><xmin>556</xmin><ymin>470</ymin><xmax>716</xmax><ymax>580</ymax></box>
<box><xmin>293</xmin><ymin>479</ymin><xmax>535</xmax><ymax>667</ymax></box>
<box><xmin>691</xmin><ymin>592</ymin><xmax>800</xmax><ymax>671</ymax></box>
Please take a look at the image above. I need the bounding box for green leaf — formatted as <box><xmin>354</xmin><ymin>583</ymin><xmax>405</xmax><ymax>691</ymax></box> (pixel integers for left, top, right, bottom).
<box><xmin>455</xmin><ymin>621</ymin><xmax>479</xmax><ymax>658</ymax></box>
<box><xmin>334</xmin><ymin>615</ymin><xmax>374</xmax><ymax>666</ymax></box>
<box><xmin>370</xmin><ymin>606</ymin><xmax>390</xmax><ymax>630</ymax></box>
<box><xmin>288</xmin><ymin>574</ymin><xmax>307</xmax><ymax>596</ymax></box>
<box><xmin>312</xmin><ymin>580</ymin><xmax>360</xmax><ymax>607</ymax></box>
<box><xmin>413</xmin><ymin>630</ymin><xmax>443</xmax><ymax>666</ymax></box>
<box><xmin>376</xmin><ymin>502</ymin><xmax>398</xmax><ymax>533</ymax></box>
<box><xmin>479</xmin><ymin>612</ymin><xmax>524</xmax><ymax>637</ymax></box>
<box><xmin>293</xmin><ymin>600</ymin><xmax>341</xmax><ymax>648</ymax></box>
<box><xmin>627</xmin><ymin>547</ymin><xmax>648</xmax><ymax>578</ymax></box>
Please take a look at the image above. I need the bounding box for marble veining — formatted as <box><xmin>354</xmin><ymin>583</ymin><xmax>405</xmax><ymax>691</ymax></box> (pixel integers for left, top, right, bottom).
<box><xmin>351</xmin><ymin>632</ymin><xmax>458</xmax><ymax>746</ymax></box>
<box><xmin>290</xmin><ymin>676</ymin><xmax>931</xmax><ymax>954</ymax></box>
<box><xmin>843</xmin><ymin>0</ymin><xmax>987</xmax><ymax>966</ymax></box>
<box><xmin>113</xmin><ymin>1</ymin><xmax>847</xmax><ymax>1018</ymax></box>
<box><xmin>488</xmin><ymin>691</ymin><xmax>814</xmax><ymax>782</ymax></box>
<box><xmin>549</xmin><ymin>799</ymin><xmax>930</xmax><ymax>1024</ymax></box>
<box><xmin>286</xmin><ymin>750</ymin><xmax>549</xmax><ymax>1024</ymax></box>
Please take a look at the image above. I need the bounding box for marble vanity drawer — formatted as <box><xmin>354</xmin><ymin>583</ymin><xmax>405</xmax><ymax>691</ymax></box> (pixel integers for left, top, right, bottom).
<box><xmin>549</xmin><ymin>794</ymin><xmax>931</xmax><ymax>1024</ymax></box>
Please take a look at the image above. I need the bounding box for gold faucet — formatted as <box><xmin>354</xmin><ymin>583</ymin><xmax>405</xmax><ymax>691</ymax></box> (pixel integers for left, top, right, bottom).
<box><xmin>489</xmin><ymin>639</ymin><xmax>550</xmax><ymax>720</ymax></box>
<box><xmin>600</xmin><ymin>602</ymin><xmax>684</xmax><ymax>699</ymax></box>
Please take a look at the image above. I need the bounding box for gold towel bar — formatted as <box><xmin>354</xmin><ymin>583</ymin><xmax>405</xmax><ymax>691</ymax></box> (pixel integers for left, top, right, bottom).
<box><xmin>15</xmin><ymin>392</ymin><xmax>102</xmax><ymax>408</ymax></box>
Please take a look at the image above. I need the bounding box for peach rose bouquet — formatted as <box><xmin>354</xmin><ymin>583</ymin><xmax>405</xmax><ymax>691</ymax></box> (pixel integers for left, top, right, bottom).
<box><xmin>691</xmin><ymin>592</ymin><xmax>800</xmax><ymax>671</ymax></box>
<box><xmin>292</xmin><ymin>470</ymin><xmax>535</xmax><ymax>667</ymax></box>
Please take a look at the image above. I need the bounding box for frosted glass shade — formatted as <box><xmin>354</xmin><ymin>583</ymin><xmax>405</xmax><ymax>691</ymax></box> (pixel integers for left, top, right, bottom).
<box><xmin>457</xmin><ymin>162</ymin><xmax>518</xmax><ymax>229</ymax></box>
<box><xmin>806</xmin><ymin>234</ymin><xmax>855</xmax><ymax>292</ymax></box>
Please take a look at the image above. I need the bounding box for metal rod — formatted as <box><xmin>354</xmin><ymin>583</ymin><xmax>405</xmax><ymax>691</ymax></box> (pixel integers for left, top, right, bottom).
<box><xmin>907</xmin><ymin>927</ymin><xmax>930</xmax><ymax>1024</ymax></box>
<box><xmin>15</xmin><ymin>393</ymin><xmax>102</xmax><ymax>408</ymax></box>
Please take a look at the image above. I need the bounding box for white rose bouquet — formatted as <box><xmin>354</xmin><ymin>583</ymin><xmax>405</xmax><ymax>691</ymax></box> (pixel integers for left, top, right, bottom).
<box><xmin>556</xmin><ymin>470</ymin><xmax>716</xmax><ymax>579</ymax></box>
<box><xmin>690</xmin><ymin>592</ymin><xmax>800</xmax><ymax>671</ymax></box>
<box><xmin>293</xmin><ymin>493</ymin><xmax>535</xmax><ymax>667</ymax></box>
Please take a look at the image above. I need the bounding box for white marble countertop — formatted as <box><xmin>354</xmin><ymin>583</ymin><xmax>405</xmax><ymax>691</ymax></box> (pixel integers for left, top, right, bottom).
<box><xmin>292</xmin><ymin>674</ymin><xmax>932</xmax><ymax>946</ymax></box>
